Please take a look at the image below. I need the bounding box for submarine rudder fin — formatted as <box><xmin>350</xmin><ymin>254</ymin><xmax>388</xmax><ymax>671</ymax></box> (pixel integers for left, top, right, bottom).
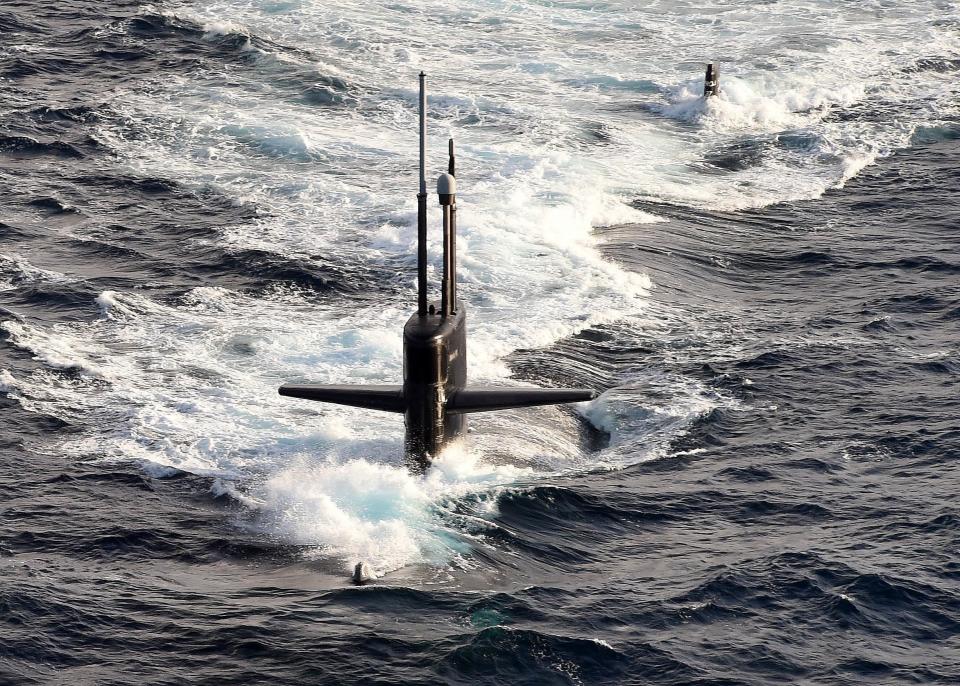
<box><xmin>278</xmin><ymin>384</ymin><xmax>405</xmax><ymax>412</ymax></box>
<box><xmin>447</xmin><ymin>387</ymin><xmax>597</xmax><ymax>414</ymax></box>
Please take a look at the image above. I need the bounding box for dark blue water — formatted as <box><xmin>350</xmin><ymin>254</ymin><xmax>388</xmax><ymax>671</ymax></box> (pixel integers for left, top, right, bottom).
<box><xmin>2</xmin><ymin>2</ymin><xmax>959</xmax><ymax>684</ymax></box>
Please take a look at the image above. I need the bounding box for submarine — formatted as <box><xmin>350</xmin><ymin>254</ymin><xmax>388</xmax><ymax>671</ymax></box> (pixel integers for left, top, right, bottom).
<box><xmin>279</xmin><ymin>73</ymin><xmax>596</xmax><ymax>471</ymax></box>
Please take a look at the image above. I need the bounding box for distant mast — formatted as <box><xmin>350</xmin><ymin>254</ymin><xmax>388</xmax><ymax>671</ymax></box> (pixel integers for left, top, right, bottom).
<box><xmin>704</xmin><ymin>63</ymin><xmax>720</xmax><ymax>97</ymax></box>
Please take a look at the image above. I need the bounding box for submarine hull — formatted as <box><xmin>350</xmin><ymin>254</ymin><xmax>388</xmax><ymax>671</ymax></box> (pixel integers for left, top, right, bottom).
<box><xmin>403</xmin><ymin>306</ymin><xmax>467</xmax><ymax>469</ymax></box>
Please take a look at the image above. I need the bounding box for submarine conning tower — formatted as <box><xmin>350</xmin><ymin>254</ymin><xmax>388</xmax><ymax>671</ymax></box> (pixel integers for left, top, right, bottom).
<box><xmin>279</xmin><ymin>73</ymin><xmax>597</xmax><ymax>471</ymax></box>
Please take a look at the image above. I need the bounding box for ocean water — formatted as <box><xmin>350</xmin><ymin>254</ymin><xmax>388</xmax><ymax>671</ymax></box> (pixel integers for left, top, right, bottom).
<box><xmin>1</xmin><ymin>0</ymin><xmax>959</xmax><ymax>683</ymax></box>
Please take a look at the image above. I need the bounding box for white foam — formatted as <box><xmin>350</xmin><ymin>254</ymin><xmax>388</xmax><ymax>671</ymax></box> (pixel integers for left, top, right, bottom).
<box><xmin>95</xmin><ymin>290</ymin><xmax>133</xmax><ymax>318</ymax></box>
<box><xmin>202</xmin><ymin>20</ymin><xmax>249</xmax><ymax>39</ymax></box>
<box><xmin>0</xmin><ymin>253</ymin><xmax>69</xmax><ymax>292</ymax></box>
<box><xmin>661</xmin><ymin>76</ymin><xmax>864</xmax><ymax>133</ymax></box>
<box><xmin>839</xmin><ymin>150</ymin><xmax>879</xmax><ymax>186</ymax></box>
<box><xmin>1</xmin><ymin>320</ymin><xmax>106</xmax><ymax>378</ymax></box>
<box><xmin>239</xmin><ymin>443</ymin><xmax>533</xmax><ymax>574</ymax></box>
<box><xmin>0</xmin><ymin>369</ymin><xmax>17</xmax><ymax>393</ymax></box>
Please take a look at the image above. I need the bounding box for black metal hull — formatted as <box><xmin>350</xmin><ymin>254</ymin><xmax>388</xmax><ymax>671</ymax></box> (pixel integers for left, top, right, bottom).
<box><xmin>402</xmin><ymin>307</ymin><xmax>468</xmax><ymax>470</ymax></box>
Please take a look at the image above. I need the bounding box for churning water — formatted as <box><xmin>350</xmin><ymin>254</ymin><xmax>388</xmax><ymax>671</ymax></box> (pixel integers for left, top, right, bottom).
<box><xmin>1</xmin><ymin>1</ymin><xmax>959</xmax><ymax>683</ymax></box>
